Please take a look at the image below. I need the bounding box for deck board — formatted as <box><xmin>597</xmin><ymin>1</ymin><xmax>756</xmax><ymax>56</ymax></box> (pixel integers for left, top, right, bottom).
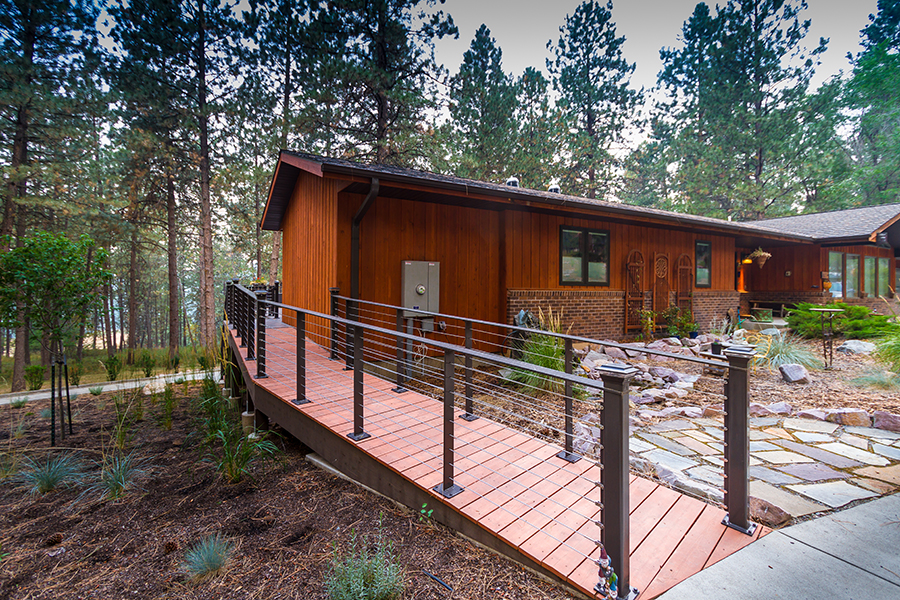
<box><xmin>231</xmin><ymin>325</ymin><xmax>767</xmax><ymax>599</ymax></box>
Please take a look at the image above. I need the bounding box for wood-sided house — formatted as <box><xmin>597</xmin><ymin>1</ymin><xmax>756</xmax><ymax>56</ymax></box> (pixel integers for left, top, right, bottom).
<box><xmin>260</xmin><ymin>151</ymin><xmax>899</xmax><ymax>339</ymax></box>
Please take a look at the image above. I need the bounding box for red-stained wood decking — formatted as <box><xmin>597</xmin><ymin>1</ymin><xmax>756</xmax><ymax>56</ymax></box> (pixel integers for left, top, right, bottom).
<box><xmin>231</xmin><ymin>323</ymin><xmax>767</xmax><ymax>599</ymax></box>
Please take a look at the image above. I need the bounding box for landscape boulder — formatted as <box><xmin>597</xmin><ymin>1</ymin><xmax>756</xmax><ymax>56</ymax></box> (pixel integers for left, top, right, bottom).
<box><xmin>873</xmin><ymin>410</ymin><xmax>900</xmax><ymax>433</ymax></box>
<box><xmin>648</xmin><ymin>366</ymin><xmax>675</xmax><ymax>380</ymax></box>
<box><xmin>750</xmin><ymin>496</ymin><xmax>791</xmax><ymax>527</ymax></box>
<box><xmin>779</xmin><ymin>363</ymin><xmax>810</xmax><ymax>384</ymax></box>
<box><xmin>702</xmin><ymin>404</ymin><xmax>725</xmax><ymax>417</ymax></box>
<box><xmin>825</xmin><ymin>408</ymin><xmax>872</xmax><ymax>428</ymax></box>
<box><xmin>604</xmin><ymin>346</ymin><xmax>628</xmax><ymax>360</ymax></box>
<box><xmin>836</xmin><ymin>340</ymin><xmax>876</xmax><ymax>354</ymax></box>
<box><xmin>797</xmin><ymin>409</ymin><xmax>827</xmax><ymax>421</ymax></box>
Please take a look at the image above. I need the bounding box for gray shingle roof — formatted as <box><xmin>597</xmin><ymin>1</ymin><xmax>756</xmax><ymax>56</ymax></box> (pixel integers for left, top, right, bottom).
<box><xmin>758</xmin><ymin>204</ymin><xmax>900</xmax><ymax>241</ymax></box>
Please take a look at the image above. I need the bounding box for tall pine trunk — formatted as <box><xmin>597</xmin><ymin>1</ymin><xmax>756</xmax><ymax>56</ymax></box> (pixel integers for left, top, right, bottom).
<box><xmin>126</xmin><ymin>226</ymin><xmax>139</xmax><ymax>364</ymax></box>
<box><xmin>166</xmin><ymin>168</ymin><xmax>180</xmax><ymax>364</ymax></box>
<box><xmin>196</xmin><ymin>0</ymin><xmax>216</xmax><ymax>348</ymax></box>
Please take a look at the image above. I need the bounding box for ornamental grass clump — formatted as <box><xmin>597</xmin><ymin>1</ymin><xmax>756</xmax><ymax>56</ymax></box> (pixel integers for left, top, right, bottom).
<box><xmin>182</xmin><ymin>533</ymin><xmax>234</xmax><ymax>581</ymax></box>
<box><xmin>851</xmin><ymin>368</ymin><xmax>900</xmax><ymax>391</ymax></box>
<box><xmin>877</xmin><ymin>328</ymin><xmax>900</xmax><ymax>374</ymax></box>
<box><xmin>87</xmin><ymin>451</ymin><xmax>145</xmax><ymax>501</ymax></box>
<box><xmin>205</xmin><ymin>427</ymin><xmax>279</xmax><ymax>484</ymax></box>
<box><xmin>326</xmin><ymin>526</ymin><xmax>404</xmax><ymax>600</ymax></box>
<box><xmin>508</xmin><ymin>308</ymin><xmax>568</xmax><ymax>394</ymax></box>
<box><xmin>752</xmin><ymin>332</ymin><xmax>822</xmax><ymax>370</ymax></box>
<box><xmin>19</xmin><ymin>453</ymin><xmax>82</xmax><ymax>495</ymax></box>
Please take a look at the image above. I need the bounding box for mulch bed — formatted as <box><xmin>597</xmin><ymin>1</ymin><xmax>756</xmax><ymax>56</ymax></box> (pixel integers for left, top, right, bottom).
<box><xmin>0</xmin><ymin>385</ymin><xmax>575</xmax><ymax>600</ymax></box>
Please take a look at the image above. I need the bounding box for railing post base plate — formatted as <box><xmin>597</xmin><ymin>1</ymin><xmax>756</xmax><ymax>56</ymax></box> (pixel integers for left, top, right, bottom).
<box><xmin>722</xmin><ymin>515</ymin><xmax>757</xmax><ymax>536</ymax></box>
<box><xmin>595</xmin><ymin>583</ymin><xmax>639</xmax><ymax>600</ymax></box>
<box><xmin>347</xmin><ymin>431</ymin><xmax>370</xmax><ymax>442</ymax></box>
<box><xmin>433</xmin><ymin>483</ymin><xmax>464</xmax><ymax>498</ymax></box>
<box><xmin>391</xmin><ymin>386</ymin><xmax>407</xmax><ymax>394</ymax></box>
<box><xmin>255</xmin><ymin>374</ymin><xmax>268</xmax><ymax>379</ymax></box>
<box><xmin>556</xmin><ymin>450</ymin><xmax>581</xmax><ymax>463</ymax></box>
<box><xmin>459</xmin><ymin>413</ymin><xmax>479</xmax><ymax>422</ymax></box>
<box><xmin>291</xmin><ymin>398</ymin><xmax>311</xmax><ymax>406</ymax></box>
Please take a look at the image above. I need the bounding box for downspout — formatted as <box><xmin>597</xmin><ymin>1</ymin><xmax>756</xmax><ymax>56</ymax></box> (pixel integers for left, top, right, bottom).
<box><xmin>350</xmin><ymin>178</ymin><xmax>380</xmax><ymax>315</ymax></box>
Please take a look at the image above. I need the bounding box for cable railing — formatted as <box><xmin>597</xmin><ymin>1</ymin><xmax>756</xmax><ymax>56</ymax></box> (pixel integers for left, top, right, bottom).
<box><xmin>223</xmin><ymin>280</ymin><xmax>757</xmax><ymax>598</ymax></box>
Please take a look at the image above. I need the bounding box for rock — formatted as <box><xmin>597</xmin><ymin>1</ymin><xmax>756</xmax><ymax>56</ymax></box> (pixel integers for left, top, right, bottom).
<box><xmin>637</xmin><ymin>409</ymin><xmax>664</xmax><ymax>420</ymax></box>
<box><xmin>664</xmin><ymin>387</ymin><xmax>688</xmax><ymax>399</ymax></box>
<box><xmin>604</xmin><ymin>346</ymin><xmax>628</xmax><ymax>360</ymax></box>
<box><xmin>648</xmin><ymin>366</ymin><xmax>675</xmax><ymax>379</ymax></box>
<box><xmin>623</xmin><ymin>345</ymin><xmax>645</xmax><ymax>358</ymax></box>
<box><xmin>585</xmin><ymin>350</ymin><xmax>608</xmax><ymax>364</ymax></box>
<box><xmin>635</xmin><ymin>389</ymin><xmax>667</xmax><ymax>405</ymax></box>
<box><xmin>673</xmin><ymin>380</ymin><xmax>694</xmax><ymax>390</ymax></box>
<box><xmin>779</xmin><ymin>363</ymin><xmax>810</xmax><ymax>384</ymax></box>
<box><xmin>629</xmin><ymin>416</ymin><xmax>645</xmax><ymax>428</ymax></box>
<box><xmin>797</xmin><ymin>409</ymin><xmax>827</xmax><ymax>421</ymax></box>
<box><xmin>679</xmin><ymin>407</ymin><xmax>703</xmax><ymax>419</ymax></box>
<box><xmin>656</xmin><ymin>465</ymin><xmax>724</xmax><ymax>504</ymax></box>
<box><xmin>703</xmin><ymin>404</ymin><xmax>725</xmax><ymax>417</ymax></box>
<box><xmin>825</xmin><ymin>408</ymin><xmax>872</xmax><ymax>428</ymax></box>
<box><xmin>836</xmin><ymin>340</ymin><xmax>877</xmax><ymax>354</ymax></box>
<box><xmin>680</xmin><ymin>374</ymin><xmax>700</xmax><ymax>384</ymax></box>
<box><xmin>750</xmin><ymin>403</ymin><xmax>774</xmax><ymax>417</ymax></box>
<box><xmin>662</xmin><ymin>337</ymin><xmax>683</xmax><ymax>346</ymax></box>
<box><xmin>873</xmin><ymin>410</ymin><xmax>900</xmax><ymax>433</ymax></box>
<box><xmin>760</xmin><ymin>328</ymin><xmax>781</xmax><ymax>336</ymax></box>
<box><xmin>646</xmin><ymin>340</ymin><xmax>669</xmax><ymax>351</ymax></box>
<box><xmin>630</xmin><ymin>456</ymin><xmax>656</xmax><ymax>475</ymax></box>
<box><xmin>765</xmin><ymin>401</ymin><xmax>793</xmax><ymax>416</ymax></box>
<box><xmin>749</xmin><ymin>496</ymin><xmax>791</xmax><ymax>527</ymax></box>
<box><xmin>683</xmin><ymin>338</ymin><xmax>700</xmax><ymax>347</ymax></box>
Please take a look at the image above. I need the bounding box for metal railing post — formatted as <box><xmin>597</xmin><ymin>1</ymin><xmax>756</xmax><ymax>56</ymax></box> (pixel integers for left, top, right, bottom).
<box><xmin>293</xmin><ymin>311</ymin><xmax>309</xmax><ymax>405</ymax></box>
<box><xmin>557</xmin><ymin>338</ymin><xmax>579</xmax><ymax>462</ymax></box>
<box><xmin>723</xmin><ymin>346</ymin><xmax>757</xmax><ymax>535</ymax></box>
<box><xmin>344</xmin><ymin>297</ymin><xmax>355</xmax><ymax>371</ymax></box>
<box><xmin>255</xmin><ymin>290</ymin><xmax>267</xmax><ymax>378</ymax></box>
<box><xmin>225</xmin><ymin>280</ymin><xmax>233</xmax><ymax>325</ymax></box>
<box><xmin>246</xmin><ymin>289</ymin><xmax>256</xmax><ymax>361</ymax></box>
<box><xmin>347</xmin><ymin>323</ymin><xmax>370</xmax><ymax>441</ymax></box>
<box><xmin>392</xmin><ymin>308</ymin><xmax>407</xmax><ymax>393</ymax></box>
<box><xmin>434</xmin><ymin>348</ymin><xmax>463</xmax><ymax>498</ymax></box>
<box><xmin>329</xmin><ymin>287</ymin><xmax>340</xmax><ymax>360</ymax></box>
<box><xmin>237</xmin><ymin>288</ymin><xmax>247</xmax><ymax>347</ymax></box>
<box><xmin>597</xmin><ymin>364</ymin><xmax>639</xmax><ymax>600</ymax></box>
<box><xmin>460</xmin><ymin>320</ymin><xmax>478</xmax><ymax>421</ymax></box>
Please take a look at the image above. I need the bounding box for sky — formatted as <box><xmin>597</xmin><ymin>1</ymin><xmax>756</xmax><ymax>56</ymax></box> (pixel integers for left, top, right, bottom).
<box><xmin>433</xmin><ymin>0</ymin><xmax>880</xmax><ymax>93</ymax></box>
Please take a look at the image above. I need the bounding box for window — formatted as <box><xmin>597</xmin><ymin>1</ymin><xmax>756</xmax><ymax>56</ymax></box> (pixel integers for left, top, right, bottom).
<box><xmin>828</xmin><ymin>252</ymin><xmax>843</xmax><ymax>297</ymax></box>
<box><xmin>846</xmin><ymin>255</ymin><xmax>860</xmax><ymax>298</ymax></box>
<box><xmin>865</xmin><ymin>256</ymin><xmax>876</xmax><ymax>296</ymax></box>
<box><xmin>560</xmin><ymin>226</ymin><xmax>609</xmax><ymax>285</ymax></box>
<box><xmin>878</xmin><ymin>257</ymin><xmax>890</xmax><ymax>297</ymax></box>
<box><xmin>695</xmin><ymin>241</ymin><xmax>711</xmax><ymax>288</ymax></box>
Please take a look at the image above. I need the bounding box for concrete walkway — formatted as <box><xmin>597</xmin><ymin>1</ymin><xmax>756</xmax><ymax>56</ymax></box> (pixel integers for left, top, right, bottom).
<box><xmin>656</xmin><ymin>492</ymin><xmax>900</xmax><ymax>599</ymax></box>
<box><xmin>0</xmin><ymin>369</ymin><xmax>215</xmax><ymax>406</ymax></box>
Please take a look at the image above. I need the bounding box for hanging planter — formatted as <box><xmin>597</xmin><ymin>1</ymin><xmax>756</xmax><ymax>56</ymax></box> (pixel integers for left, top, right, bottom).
<box><xmin>748</xmin><ymin>247</ymin><xmax>771</xmax><ymax>269</ymax></box>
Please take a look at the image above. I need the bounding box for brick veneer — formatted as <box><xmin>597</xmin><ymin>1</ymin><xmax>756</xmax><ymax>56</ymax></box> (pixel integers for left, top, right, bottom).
<box><xmin>506</xmin><ymin>289</ymin><xmax>740</xmax><ymax>339</ymax></box>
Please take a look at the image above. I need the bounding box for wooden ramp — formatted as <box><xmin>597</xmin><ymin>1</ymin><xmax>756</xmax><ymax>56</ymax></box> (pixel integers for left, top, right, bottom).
<box><xmin>228</xmin><ymin>323</ymin><xmax>767</xmax><ymax>599</ymax></box>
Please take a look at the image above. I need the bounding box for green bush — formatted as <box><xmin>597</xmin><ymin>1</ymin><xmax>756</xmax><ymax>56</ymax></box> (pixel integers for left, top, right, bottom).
<box><xmin>87</xmin><ymin>451</ymin><xmax>144</xmax><ymax>501</ymax></box>
<box><xmin>752</xmin><ymin>332</ymin><xmax>822</xmax><ymax>370</ymax></box>
<box><xmin>183</xmin><ymin>533</ymin><xmax>233</xmax><ymax>580</ymax></box>
<box><xmin>161</xmin><ymin>383</ymin><xmax>177</xmax><ymax>430</ymax></box>
<box><xmin>68</xmin><ymin>361</ymin><xmax>83</xmax><ymax>386</ymax></box>
<box><xmin>206</xmin><ymin>428</ymin><xmax>278</xmax><ymax>484</ymax></box>
<box><xmin>19</xmin><ymin>453</ymin><xmax>82</xmax><ymax>494</ymax></box>
<box><xmin>786</xmin><ymin>303</ymin><xmax>898</xmax><ymax>339</ymax></box>
<box><xmin>326</xmin><ymin>525</ymin><xmax>404</xmax><ymax>600</ymax></box>
<box><xmin>89</xmin><ymin>385</ymin><xmax>104</xmax><ymax>396</ymax></box>
<box><xmin>24</xmin><ymin>365</ymin><xmax>44</xmax><ymax>391</ymax></box>
<box><xmin>10</xmin><ymin>397</ymin><xmax>27</xmax><ymax>409</ymax></box>
<box><xmin>102</xmin><ymin>355</ymin><xmax>121</xmax><ymax>381</ymax></box>
<box><xmin>137</xmin><ymin>352</ymin><xmax>156</xmax><ymax>378</ymax></box>
<box><xmin>508</xmin><ymin>331</ymin><xmax>566</xmax><ymax>394</ymax></box>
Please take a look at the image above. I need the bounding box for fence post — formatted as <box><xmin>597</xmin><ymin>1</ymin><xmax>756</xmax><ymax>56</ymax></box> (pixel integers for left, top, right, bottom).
<box><xmin>292</xmin><ymin>311</ymin><xmax>309</xmax><ymax>405</ymax></box>
<box><xmin>347</xmin><ymin>323</ymin><xmax>370</xmax><ymax>441</ymax></box>
<box><xmin>392</xmin><ymin>308</ymin><xmax>407</xmax><ymax>393</ymax></box>
<box><xmin>246</xmin><ymin>289</ymin><xmax>256</xmax><ymax>361</ymax></box>
<box><xmin>344</xmin><ymin>297</ymin><xmax>355</xmax><ymax>371</ymax></box>
<box><xmin>723</xmin><ymin>346</ymin><xmax>757</xmax><ymax>535</ymax></box>
<box><xmin>460</xmin><ymin>320</ymin><xmax>478</xmax><ymax>421</ymax></box>
<box><xmin>597</xmin><ymin>364</ymin><xmax>639</xmax><ymax>600</ymax></box>
<box><xmin>225</xmin><ymin>280</ymin><xmax>233</xmax><ymax>325</ymax></box>
<box><xmin>231</xmin><ymin>278</ymin><xmax>240</xmax><ymax>330</ymax></box>
<box><xmin>329</xmin><ymin>287</ymin><xmax>340</xmax><ymax>360</ymax></box>
<box><xmin>434</xmin><ymin>348</ymin><xmax>463</xmax><ymax>498</ymax></box>
<box><xmin>255</xmin><ymin>290</ymin><xmax>267</xmax><ymax>379</ymax></box>
<box><xmin>557</xmin><ymin>338</ymin><xmax>579</xmax><ymax>462</ymax></box>
<box><xmin>237</xmin><ymin>288</ymin><xmax>247</xmax><ymax>347</ymax></box>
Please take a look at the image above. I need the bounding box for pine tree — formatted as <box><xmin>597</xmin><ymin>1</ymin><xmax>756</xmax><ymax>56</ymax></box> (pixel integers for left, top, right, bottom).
<box><xmin>509</xmin><ymin>67</ymin><xmax>565</xmax><ymax>191</ymax></box>
<box><xmin>547</xmin><ymin>0</ymin><xmax>642</xmax><ymax>199</ymax></box>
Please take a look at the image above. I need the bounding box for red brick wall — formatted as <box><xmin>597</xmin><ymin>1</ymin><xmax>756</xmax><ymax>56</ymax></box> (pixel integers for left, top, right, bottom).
<box><xmin>506</xmin><ymin>289</ymin><xmax>740</xmax><ymax>338</ymax></box>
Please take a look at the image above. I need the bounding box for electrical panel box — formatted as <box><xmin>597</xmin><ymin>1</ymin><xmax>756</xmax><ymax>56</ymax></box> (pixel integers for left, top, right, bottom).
<box><xmin>401</xmin><ymin>261</ymin><xmax>440</xmax><ymax>322</ymax></box>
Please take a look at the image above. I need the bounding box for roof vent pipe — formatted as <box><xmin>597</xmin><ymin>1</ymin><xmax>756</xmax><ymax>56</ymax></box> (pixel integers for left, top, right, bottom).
<box><xmin>505</xmin><ymin>176</ymin><xmax>519</xmax><ymax>187</ymax></box>
<box><xmin>548</xmin><ymin>183</ymin><xmax>561</xmax><ymax>193</ymax></box>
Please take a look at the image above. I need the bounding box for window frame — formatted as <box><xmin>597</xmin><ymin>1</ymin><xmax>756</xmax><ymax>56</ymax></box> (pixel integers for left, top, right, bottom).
<box><xmin>558</xmin><ymin>225</ymin><xmax>610</xmax><ymax>286</ymax></box>
<box><xmin>695</xmin><ymin>240</ymin><xmax>712</xmax><ymax>288</ymax></box>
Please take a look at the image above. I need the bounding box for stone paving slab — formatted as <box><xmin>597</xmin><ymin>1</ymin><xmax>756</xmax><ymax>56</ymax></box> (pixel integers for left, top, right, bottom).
<box><xmin>748</xmin><ymin>440</ymin><xmax>780</xmax><ymax>452</ymax></box>
<box><xmin>749</xmin><ymin>481</ymin><xmax>826</xmax><ymax>517</ymax></box>
<box><xmin>854</xmin><ymin>464</ymin><xmax>900</xmax><ymax>485</ymax></box>
<box><xmin>793</xmin><ymin>431</ymin><xmax>832</xmax><ymax>443</ymax></box>
<box><xmin>629</xmin><ymin>437</ymin><xmax>654</xmax><ymax>453</ymax></box>
<box><xmin>816</xmin><ymin>442</ymin><xmax>890</xmax><ymax>466</ymax></box>
<box><xmin>686</xmin><ymin>465</ymin><xmax>723</xmax><ymax>487</ymax></box>
<box><xmin>786</xmin><ymin>481</ymin><xmax>878</xmax><ymax>508</ymax></box>
<box><xmin>674</xmin><ymin>436</ymin><xmax>717</xmax><ymax>455</ymax></box>
<box><xmin>782</xmin><ymin>418</ymin><xmax>839</xmax><ymax>434</ymax></box>
<box><xmin>772</xmin><ymin>439</ymin><xmax>863</xmax><ymax>468</ymax></box>
<box><xmin>855</xmin><ymin>477</ymin><xmax>896</xmax><ymax>494</ymax></box>
<box><xmin>747</xmin><ymin>429</ymin><xmax>774</xmax><ymax>440</ymax></box>
<box><xmin>776</xmin><ymin>463</ymin><xmax>849</xmax><ymax>482</ymax></box>
<box><xmin>642</xmin><ymin>448</ymin><xmax>698</xmax><ymax>472</ymax></box>
<box><xmin>838</xmin><ymin>434</ymin><xmax>869</xmax><ymax>450</ymax></box>
<box><xmin>637</xmin><ymin>433</ymin><xmax>695</xmax><ymax>456</ymax></box>
<box><xmin>843</xmin><ymin>426</ymin><xmax>900</xmax><ymax>441</ymax></box>
<box><xmin>647</xmin><ymin>419</ymin><xmax>696</xmax><ymax>433</ymax></box>
<box><xmin>749</xmin><ymin>416</ymin><xmax>780</xmax><ymax>427</ymax></box>
<box><xmin>873</xmin><ymin>443</ymin><xmax>900</xmax><ymax>461</ymax></box>
<box><xmin>762</xmin><ymin>427</ymin><xmax>793</xmax><ymax>440</ymax></box>
<box><xmin>747</xmin><ymin>465</ymin><xmax>801</xmax><ymax>485</ymax></box>
<box><xmin>752</xmin><ymin>450</ymin><xmax>814</xmax><ymax>464</ymax></box>
<box><xmin>680</xmin><ymin>429</ymin><xmax>717</xmax><ymax>443</ymax></box>
<box><xmin>702</xmin><ymin>426</ymin><xmax>724</xmax><ymax>440</ymax></box>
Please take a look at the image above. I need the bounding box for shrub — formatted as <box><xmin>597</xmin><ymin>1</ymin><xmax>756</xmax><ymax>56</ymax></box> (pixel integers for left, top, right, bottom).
<box><xmin>161</xmin><ymin>383</ymin><xmax>176</xmax><ymax>430</ymax></box>
<box><xmin>786</xmin><ymin>302</ymin><xmax>898</xmax><ymax>339</ymax></box>
<box><xmin>19</xmin><ymin>453</ymin><xmax>82</xmax><ymax>494</ymax></box>
<box><xmin>137</xmin><ymin>352</ymin><xmax>156</xmax><ymax>378</ymax></box>
<box><xmin>0</xmin><ymin>452</ymin><xmax>20</xmax><ymax>479</ymax></box>
<box><xmin>851</xmin><ymin>368</ymin><xmax>900</xmax><ymax>391</ymax></box>
<box><xmin>206</xmin><ymin>428</ymin><xmax>279</xmax><ymax>484</ymax></box>
<box><xmin>183</xmin><ymin>533</ymin><xmax>234</xmax><ymax>580</ymax></box>
<box><xmin>102</xmin><ymin>355</ymin><xmax>121</xmax><ymax>381</ymax></box>
<box><xmin>87</xmin><ymin>451</ymin><xmax>144</xmax><ymax>501</ymax></box>
<box><xmin>10</xmin><ymin>397</ymin><xmax>27</xmax><ymax>409</ymax></box>
<box><xmin>39</xmin><ymin>408</ymin><xmax>52</xmax><ymax>419</ymax></box>
<box><xmin>508</xmin><ymin>331</ymin><xmax>566</xmax><ymax>394</ymax></box>
<box><xmin>112</xmin><ymin>392</ymin><xmax>142</xmax><ymax>452</ymax></box>
<box><xmin>89</xmin><ymin>386</ymin><xmax>104</xmax><ymax>396</ymax></box>
<box><xmin>326</xmin><ymin>526</ymin><xmax>404</xmax><ymax>600</ymax></box>
<box><xmin>877</xmin><ymin>329</ymin><xmax>900</xmax><ymax>373</ymax></box>
<box><xmin>24</xmin><ymin>365</ymin><xmax>44</xmax><ymax>391</ymax></box>
<box><xmin>68</xmin><ymin>362</ymin><xmax>83</xmax><ymax>386</ymax></box>
<box><xmin>752</xmin><ymin>332</ymin><xmax>822</xmax><ymax>370</ymax></box>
